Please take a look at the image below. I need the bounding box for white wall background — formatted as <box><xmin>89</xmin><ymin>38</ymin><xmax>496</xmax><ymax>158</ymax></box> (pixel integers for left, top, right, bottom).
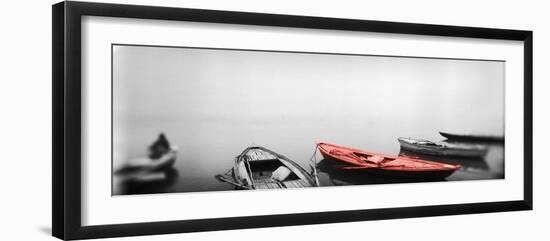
<box><xmin>0</xmin><ymin>0</ymin><xmax>547</xmax><ymax>240</ymax></box>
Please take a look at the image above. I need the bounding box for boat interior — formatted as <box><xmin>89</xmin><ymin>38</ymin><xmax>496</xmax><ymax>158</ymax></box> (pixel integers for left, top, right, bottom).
<box><xmin>248</xmin><ymin>159</ymin><xmax>301</xmax><ymax>183</ymax></box>
<box><xmin>328</xmin><ymin>147</ymin><xmax>390</xmax><ymax>165</ymax></box>
<box><xmin>403</xmin><ymin>138</ymin><xmax>444</xmax><ymax>147</ymax></box>
<box><xmin>353</xmin><ymin>152</ymin><xmax>390</xmax><ymax>165</ymax></box>
<box><xmin>242</xmin><ymin>149</ymin><xmax>311</xmax><ymax>189</ymax></box>
<box><xmin>418</xmin><ymin>141</ymin><xmax>443</xmax><ymax>147</ymax></box>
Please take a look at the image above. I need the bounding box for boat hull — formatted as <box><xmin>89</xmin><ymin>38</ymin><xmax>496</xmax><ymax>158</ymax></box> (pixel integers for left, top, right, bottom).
<box><xmin>317</xmin><ymin>142</ymin><xmax>461</xmax><ymax>180</ymax></box>
<box><xmin>398</xmin><ymin>139</ymin><xmax>487</xmax><ymax>157</ymax></box>
<box><xmin>439</xmin><ymin>131</ymin><xmax>504</xmax><ymax>142</ymax></box>
<box><xmin>148</xmin><ymin>154</ymin><xmax>177</xmax><ymax>172</ymax></box>
<box><xmin>319</xmin><ymin>152</ymin><xmax>457</xmax><ymax>179</ymax></box>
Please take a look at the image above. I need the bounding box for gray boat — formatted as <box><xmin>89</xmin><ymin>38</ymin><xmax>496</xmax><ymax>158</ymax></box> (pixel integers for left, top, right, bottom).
<box><xmin>439</xmin><ymin>131</ymin><xmax>504</xmax><ymax>142</ymax></box>
<box><xmin>216</xmin><ymin>146</ymin><xmax>319</xmax><ymax>190</ymax></box>
<box><xmin>398</xmin><ymin>137</ymin><xmax>488</xmax><ymax>158</ymax></box>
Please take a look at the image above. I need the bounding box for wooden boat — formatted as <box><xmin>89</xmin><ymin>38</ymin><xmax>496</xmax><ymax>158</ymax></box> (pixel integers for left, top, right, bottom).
<box><xmin>439</xmin><ymin>131</ymin><xmax>504</xmax><ymax>142</ymax></box>
<box><xmin>316</xmin><ymin>141</ymin><xmax>461</xmax><ymax>179</ymax></box>
<box><xmin>216</xmin><ymin>146</ymin><xmax>319</xmax><ymax>190</ymax></box>
<box><xmin>398</xmin><ymin>137</ymin><xmax>487</xmax><ymax>157</ymax></box>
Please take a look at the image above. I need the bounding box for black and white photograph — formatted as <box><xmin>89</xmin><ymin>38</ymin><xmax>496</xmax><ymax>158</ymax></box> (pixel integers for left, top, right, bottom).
<box><xmin>112</xmin><ymin>44</ymin><xmax>505</xmax><ymax>195</ymax></box>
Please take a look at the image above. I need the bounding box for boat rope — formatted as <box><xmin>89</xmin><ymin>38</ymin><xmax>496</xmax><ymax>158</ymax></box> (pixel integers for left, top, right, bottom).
<box><xmin>309</xmin><ymin>146</ymin><xmax>318</xmax><ymax>164</ymax></box>
<box><xmin>309</xmin><ymin>146</ymin><xmax>321</xmax><ymax>186</ymax></box>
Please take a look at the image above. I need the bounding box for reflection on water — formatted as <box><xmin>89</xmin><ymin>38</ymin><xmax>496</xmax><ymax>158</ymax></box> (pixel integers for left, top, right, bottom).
<box><xmin>115</xmin><ymin>167</ymin><xmax>179</xmax><ymax>195</ymax></box>
<box><xmin>399</xmin><ymin>142</ymin><xmax>504</xmax><ymax>180</ymax></box>
<box><xmin>399</xmin><ymin>151</ymin><xmax>491</xmax><ymax>172</ymax></box>
<box><xmin>440</xmin><ymin>141</ymin><xmax>504</xmax><ymax>180</ymax></box>
<box><xmin>317</xmin><ymin>158</ymin><xmax>438</xmax><ymax>186</ymax></box>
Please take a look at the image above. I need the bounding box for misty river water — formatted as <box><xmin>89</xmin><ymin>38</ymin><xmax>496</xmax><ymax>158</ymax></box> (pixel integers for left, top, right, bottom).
<box><xmin>113</xmin><ymin>117</ymin><xmax>504</xmax><ymax>195</ymax></box>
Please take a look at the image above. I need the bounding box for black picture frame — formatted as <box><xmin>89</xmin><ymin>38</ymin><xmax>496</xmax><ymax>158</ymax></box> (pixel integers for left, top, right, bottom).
<box><xmin>52</xmin><ymin>1</ymin><xmax>533</xmax><ymax>240</ymax></box>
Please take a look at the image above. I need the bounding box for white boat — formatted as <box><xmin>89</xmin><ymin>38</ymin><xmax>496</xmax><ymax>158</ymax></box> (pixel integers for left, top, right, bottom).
<box><xmin>398</xmin><ymin>137</ymin><xmax>487</xmax><ymax>158</ymax></box>
<box><xmin>115</xmin><ymin>133</ymin><xmax>178</xmax><ymax>181</ymax></box>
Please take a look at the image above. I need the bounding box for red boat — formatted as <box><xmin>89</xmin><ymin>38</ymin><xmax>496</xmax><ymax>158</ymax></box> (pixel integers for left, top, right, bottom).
<box><xmin>316</xmin><ymin>141</ymin><xmax>461</xmax><ymax>179</ymax></box>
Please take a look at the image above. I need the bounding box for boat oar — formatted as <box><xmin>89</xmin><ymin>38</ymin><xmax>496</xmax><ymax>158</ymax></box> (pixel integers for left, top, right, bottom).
<box><xmin>215</xmin><ymin>174</ymin><xmax>251</xmax><ymax>190</ymax></box>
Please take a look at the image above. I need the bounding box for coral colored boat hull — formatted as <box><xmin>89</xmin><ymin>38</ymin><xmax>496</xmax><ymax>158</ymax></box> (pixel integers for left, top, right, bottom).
<box><xmin>317</xmin><ymin>142</ymin><xmax>461</xmax><ymax>179</ymax></box>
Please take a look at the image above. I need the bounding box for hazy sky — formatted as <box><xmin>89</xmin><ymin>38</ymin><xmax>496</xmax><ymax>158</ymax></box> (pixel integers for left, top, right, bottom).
<box><xmin>113</xmin><ymin>45</ymin><xmax>504</xmax><ymax>134</ymax></box>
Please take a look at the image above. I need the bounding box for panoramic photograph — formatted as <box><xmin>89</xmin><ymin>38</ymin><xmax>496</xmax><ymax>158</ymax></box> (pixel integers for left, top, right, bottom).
<box><xmin>111</xmin><ymin>44</ymin><xmax>505</xmax><ymax>195</ymax></box>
